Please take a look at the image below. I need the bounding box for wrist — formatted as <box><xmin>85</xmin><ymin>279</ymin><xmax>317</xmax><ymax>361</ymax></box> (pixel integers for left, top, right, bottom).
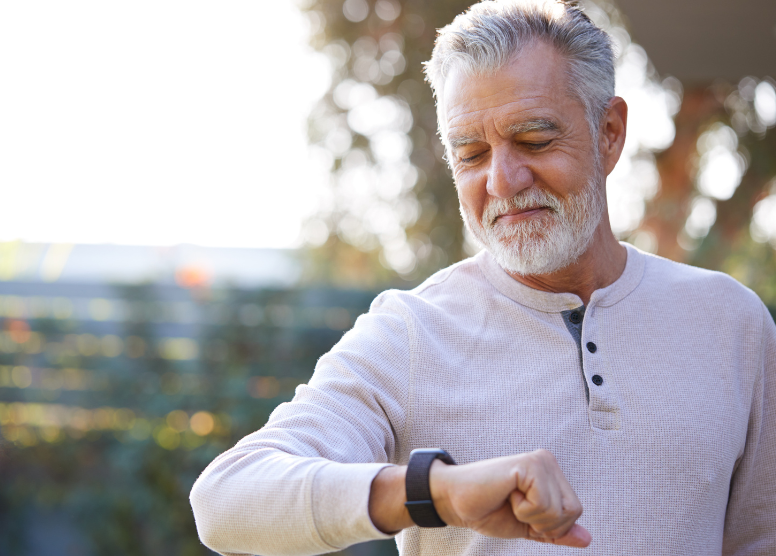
<box><xmin>369</xmin><ymin>466</ymin><xmax>413</xmax><ymax>534</ymax></box>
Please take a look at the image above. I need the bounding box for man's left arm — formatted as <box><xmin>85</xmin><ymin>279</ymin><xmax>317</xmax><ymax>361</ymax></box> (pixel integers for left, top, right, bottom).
<box><xmin>723</xmin><ymin>304</ymin><xmax>776</xmax><ymax>556</ymax></box>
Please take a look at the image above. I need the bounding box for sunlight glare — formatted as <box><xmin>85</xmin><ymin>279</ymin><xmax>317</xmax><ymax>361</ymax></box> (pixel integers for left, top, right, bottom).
<box><xmin>0</xmin><ymin>0</ymin><xmax>330</xmax><ymax>248</ymax></box>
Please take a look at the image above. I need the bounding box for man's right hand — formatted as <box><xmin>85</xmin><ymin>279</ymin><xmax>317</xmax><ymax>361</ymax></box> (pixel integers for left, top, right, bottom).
<box><xmin>368</xmin><ymin>449</ymin><xmax>591</xmax><ymax>548</ymax></box>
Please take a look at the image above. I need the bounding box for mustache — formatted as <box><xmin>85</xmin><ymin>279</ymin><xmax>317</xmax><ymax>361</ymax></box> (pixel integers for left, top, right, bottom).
<box><xmin>482</xmin><ymin>188</ymin><xmax>563</xmax><ymax>227</ymax></box>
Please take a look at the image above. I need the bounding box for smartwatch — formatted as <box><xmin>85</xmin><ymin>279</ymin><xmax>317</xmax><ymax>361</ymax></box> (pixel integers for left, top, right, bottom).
<box><xmin>404</xmin><ymin>448</ymin><xmax>457</xmax><ymax>527</ymax></box>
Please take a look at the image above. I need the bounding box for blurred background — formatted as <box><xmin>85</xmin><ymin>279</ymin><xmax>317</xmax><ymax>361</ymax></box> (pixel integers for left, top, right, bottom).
<box><xmin>0</xmin><ymin>0</ymin><xmax>774</xmax><ymax>554</ymax></box>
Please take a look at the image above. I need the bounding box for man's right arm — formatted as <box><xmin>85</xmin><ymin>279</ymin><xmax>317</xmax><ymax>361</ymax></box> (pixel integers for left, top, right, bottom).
<box><xmin>190</xmin><ymin>296</ymin><xmax>410</xmax><ymax>556</ymax></box>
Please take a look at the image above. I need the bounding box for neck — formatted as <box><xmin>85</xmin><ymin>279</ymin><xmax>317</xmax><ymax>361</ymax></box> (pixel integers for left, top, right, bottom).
<box><xmin>504</xmin><ymin>219</ymin><xmax>627</xmax><ymax>306</ymax></box>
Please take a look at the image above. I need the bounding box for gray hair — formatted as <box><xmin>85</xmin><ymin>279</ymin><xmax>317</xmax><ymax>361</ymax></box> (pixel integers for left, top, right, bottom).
<box><xmin>423</xmin><ymin>0</ymin><xmax>615</xmax><ymax>150</ymax></box>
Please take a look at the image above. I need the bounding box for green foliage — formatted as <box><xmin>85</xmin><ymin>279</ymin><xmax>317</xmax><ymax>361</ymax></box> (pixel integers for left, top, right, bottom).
<box><xmin>689</xmin><ymin>126</ymin><xmax>776</xmax><ymax>275</ymax></box>
<box><xmin>0</xmin><ymin>284</ymin><xmax>381</xmax><ymax>555</ymax></box>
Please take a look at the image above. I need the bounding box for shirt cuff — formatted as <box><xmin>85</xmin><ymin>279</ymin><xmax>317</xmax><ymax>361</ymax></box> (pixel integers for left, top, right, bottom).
<box><xmin>311</xmin><ymin>461</ymin><xmax>396</xmax><ymax>550</ymax></box>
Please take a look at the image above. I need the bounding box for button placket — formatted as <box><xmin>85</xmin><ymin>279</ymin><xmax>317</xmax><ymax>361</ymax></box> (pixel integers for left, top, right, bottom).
<box><xmin>582</xmin><ymin>309</ymin><xmax>621</xmax><ymax>430</ymax></box>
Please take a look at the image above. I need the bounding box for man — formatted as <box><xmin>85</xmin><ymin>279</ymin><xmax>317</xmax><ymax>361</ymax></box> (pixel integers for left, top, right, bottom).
<box><xmin>190</xmin><ymin>1</ymin><xmax>776</xmax><ymax>555</ymax></box>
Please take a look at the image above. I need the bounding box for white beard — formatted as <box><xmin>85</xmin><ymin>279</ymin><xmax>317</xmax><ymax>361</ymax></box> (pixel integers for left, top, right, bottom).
<box><xmin>462</xmin><ymin>174</ymin><xmax>606</xmax><ymax>276</ymax></box>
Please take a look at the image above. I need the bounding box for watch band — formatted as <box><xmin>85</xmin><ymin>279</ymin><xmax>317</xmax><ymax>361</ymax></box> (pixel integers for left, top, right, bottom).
<box><xmin>404</xmin><ymin>448</ymin><xmax>457</xmax><ymax>528</ymax></box>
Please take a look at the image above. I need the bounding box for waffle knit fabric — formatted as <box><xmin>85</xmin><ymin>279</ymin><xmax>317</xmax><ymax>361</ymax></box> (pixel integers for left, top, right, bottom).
<box><xmin>190</xmin><ymin>243</ymin><xmax>776</xmax><ymax>556</ymax></box>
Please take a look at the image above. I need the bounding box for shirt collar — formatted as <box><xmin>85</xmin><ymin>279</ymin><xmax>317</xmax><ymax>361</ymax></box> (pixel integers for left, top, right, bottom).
<box><xmin>476</xmin><ymin>242</ymin><xmax>645</xmax><ymax>313</ymax></box>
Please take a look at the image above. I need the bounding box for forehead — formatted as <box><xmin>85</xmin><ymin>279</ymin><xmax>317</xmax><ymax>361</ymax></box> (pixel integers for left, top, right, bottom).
<box><xmin>442</xmin><ymin>41</ymin><xmax>581</xmax><ymax>137</ymax></box>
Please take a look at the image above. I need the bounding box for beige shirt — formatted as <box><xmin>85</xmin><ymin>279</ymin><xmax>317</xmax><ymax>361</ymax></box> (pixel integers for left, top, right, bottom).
<box><xmin>190</xmin><ymin>244</ymin><xmax>776</xmax><ymax>556</ymax></box>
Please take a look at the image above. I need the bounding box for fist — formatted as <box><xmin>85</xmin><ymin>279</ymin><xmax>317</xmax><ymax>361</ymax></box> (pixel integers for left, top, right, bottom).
<box><xmin>429</xmin><ymin>449</ymin><xmax>591</xmax><ymax>547</ymax></box>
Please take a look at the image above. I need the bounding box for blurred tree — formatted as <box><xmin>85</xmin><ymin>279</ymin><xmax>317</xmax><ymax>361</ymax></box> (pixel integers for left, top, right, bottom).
<box><xmin>641</xmin><ymin>78</ymin><xmax>776</xmax><ymax>305</ymax></box>
<box><xmin>300</xmin><ymin>0</ymin><xmax>473</xmax><ymax>287</ymax></box>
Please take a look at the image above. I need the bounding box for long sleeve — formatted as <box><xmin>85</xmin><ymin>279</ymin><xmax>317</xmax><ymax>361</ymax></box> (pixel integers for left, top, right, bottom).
<box><xmin>190</xmin><ymin>294</ymin><xmax>411</xmax><ymax>556</ymax></box>
<box><xmin>722</xmin><ymin>305</ymin><xmax>776</xmax><ymax>555</ymax></box>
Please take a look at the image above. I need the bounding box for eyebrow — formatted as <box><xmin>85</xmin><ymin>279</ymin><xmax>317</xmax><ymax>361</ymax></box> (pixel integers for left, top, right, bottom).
<box><xmin>448</xmin><ymin>118</ymin><xmax>560</xmax><ymax>150</ymax></box>
<box><xmin>506</xmin><ymin>118</ymin><xmax>559</xmax><ymax>135</ymax></box>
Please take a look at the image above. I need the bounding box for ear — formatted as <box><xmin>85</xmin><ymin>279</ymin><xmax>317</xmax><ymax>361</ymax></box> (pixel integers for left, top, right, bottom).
<box><xmin>599</xmin><ymin>96</ymin><xmax>628</xmax><ymax>176</ymax></box>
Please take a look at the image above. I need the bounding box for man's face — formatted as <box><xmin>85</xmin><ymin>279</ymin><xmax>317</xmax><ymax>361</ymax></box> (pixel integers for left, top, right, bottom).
<box><xmin>443</xmin><ymin>41</ymin><xmax>607</xmax><ymax>276</ymax></box>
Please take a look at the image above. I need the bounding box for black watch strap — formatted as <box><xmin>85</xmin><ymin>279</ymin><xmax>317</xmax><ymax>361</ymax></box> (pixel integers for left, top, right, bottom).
<box><xmin>404</xmin><ymin>448</ymin><xmax>457</xmax><ymax>528</ymax></box>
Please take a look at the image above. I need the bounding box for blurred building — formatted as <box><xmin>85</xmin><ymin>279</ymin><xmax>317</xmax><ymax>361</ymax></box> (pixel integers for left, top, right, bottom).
<box><xmin>616</xmin><ymin>0</ymin><xmax>776</xmax><ymax>83</ymax></box>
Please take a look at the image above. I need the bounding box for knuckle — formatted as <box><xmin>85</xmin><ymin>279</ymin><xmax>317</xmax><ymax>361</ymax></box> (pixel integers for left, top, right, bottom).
<box><xmin>532</xmin><ymin>449</ymin><xmax>557</xmax><ymax>464</ymax></box>
<box><xmin>529</xmin><ymin>497</ymin><xmax>552</xmax><ymax>514</ymax></box>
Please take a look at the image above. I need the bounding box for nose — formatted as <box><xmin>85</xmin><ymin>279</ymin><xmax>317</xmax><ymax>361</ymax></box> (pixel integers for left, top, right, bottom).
<box><xmin>486</xmin><ymin>149</ymin><xmax>533</xmax><ymax>198</ymax></box>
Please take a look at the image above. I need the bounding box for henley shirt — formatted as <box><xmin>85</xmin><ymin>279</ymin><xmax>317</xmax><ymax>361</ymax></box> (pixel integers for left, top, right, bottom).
<box><xmin>190</xmin><ymin>243</ymin><xmax>776</xmax><ymax>556</ymax></box>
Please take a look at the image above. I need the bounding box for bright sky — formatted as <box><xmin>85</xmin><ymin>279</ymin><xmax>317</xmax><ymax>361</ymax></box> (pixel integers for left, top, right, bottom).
<box><xmin>0</xmin><ymin>1</ymin><xmax>330</xmax><ymax>248</ymax></box>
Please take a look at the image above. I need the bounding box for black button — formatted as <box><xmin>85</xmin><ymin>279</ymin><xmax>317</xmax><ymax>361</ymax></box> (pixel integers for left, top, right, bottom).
<box><xmin>592</xmin><ymin>375</ymin><xmax>604</xmax><ymax>386</ymax></box>
<box><xmin>586</xmin><ymin>342</ymin><xmax>597</xmax><ymax>353</ymax></box>
<box><xmin>569</xmin><ymin>312</ymin><xmax>581</xmax><ymax>324</ymax></box>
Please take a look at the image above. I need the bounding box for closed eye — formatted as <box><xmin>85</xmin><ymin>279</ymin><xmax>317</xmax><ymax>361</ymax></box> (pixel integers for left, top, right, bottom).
<box><xmin>525</xmin><ymin>140</ymin><xmax>552</xmax><ymax>150</ymax></box>
<box><xmin>459</xmin><ymin>153</ymin><xmax>482</xmax><ymax>163</ymax></box>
